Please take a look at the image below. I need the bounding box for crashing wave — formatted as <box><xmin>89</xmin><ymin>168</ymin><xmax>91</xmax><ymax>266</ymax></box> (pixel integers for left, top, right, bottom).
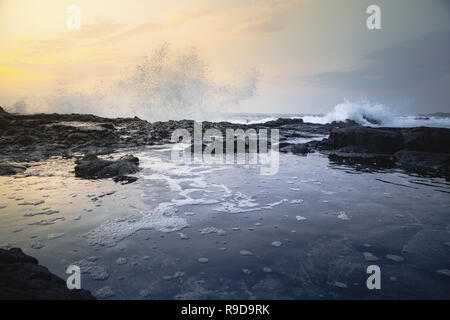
<box><xmin>302</xmin><ymin>101</ymin><xmax>450</xmax><ymax>128</ymax></box>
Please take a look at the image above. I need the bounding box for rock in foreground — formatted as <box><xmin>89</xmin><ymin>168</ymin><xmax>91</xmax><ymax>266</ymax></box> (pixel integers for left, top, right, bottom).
<box><xmin>0</xmin><ymin>248</ymin><xmax>95</xmax><ymax>300</ymax></box>
<box><xmin>74</xmin><ymin>154</ymin><xmax>140</xmax><ymax>179</ymax></box>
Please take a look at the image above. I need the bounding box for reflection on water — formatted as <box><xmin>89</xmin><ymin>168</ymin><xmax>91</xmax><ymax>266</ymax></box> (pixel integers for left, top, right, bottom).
<box><xmin>0</xmin><ymin>146</ymin><xmax>449</xmax><ymax>299</ymax></box>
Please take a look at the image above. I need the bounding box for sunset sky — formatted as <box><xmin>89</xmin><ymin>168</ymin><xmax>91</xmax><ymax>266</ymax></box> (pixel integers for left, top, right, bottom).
<box><xmin>1</xmin><ymin>0</ymin><xmax>449</xmax><ymax>118</ymax></box>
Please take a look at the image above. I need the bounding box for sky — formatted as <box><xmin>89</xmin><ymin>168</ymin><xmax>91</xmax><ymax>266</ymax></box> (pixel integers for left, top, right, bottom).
<box><xmin>0</xmin><ymin>0</ymin><xmax>449</xmax><ymax>119</ymax></box>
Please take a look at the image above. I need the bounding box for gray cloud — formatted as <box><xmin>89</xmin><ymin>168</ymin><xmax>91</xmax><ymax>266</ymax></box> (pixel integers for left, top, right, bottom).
<box><xmin>307</xmin><ymin>30</ymin><xmax>450</xmax><ymax>113</ymax></box>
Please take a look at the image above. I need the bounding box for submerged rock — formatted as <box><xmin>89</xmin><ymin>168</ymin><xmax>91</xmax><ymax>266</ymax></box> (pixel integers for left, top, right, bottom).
<box><xmin>74</xmin><ymin>154</ymin><xmax>140</xmax><ymax>179</ymax></box>
<box><xmin>198</xmin><ymin>257</ymin><xmax>209</xmax><ymax>264</ymax></box>
<box><xmin>386</xmin><ymin>254</ymin><xmax>405</xmax><ymax>262</ymax></box>
<box><xmin>363</xmin><ymin>252</ymin><xmax>379</xmax><ymax>262</ymax></box>
<box><xmin>0</xmin><ymin>248</ymin><xmax>95</xmax><ymax>299</ymax></box>
<box><xmin>333</xmin><ymin>281</ymin><xmax>348</xmax><ymax>289</ymax></box>
<box><xmin>239</xmin><ymin>250</ymin><xmax>254</xmax><ymax>256</ymax></box>
<box><xmin>0</xmin><ymin>163</ymin><xmax>27</xmax><ymax>176</ymax></box>
<box><xmin>263</xmin><ymin>267</ymin><xmax>273</xmax><ymax>273</ymax></box>
<box><xmin>30</xmin><ymin>242</ymin><xmax>44</xmax><ymax>250</ymax></box>
<box><xmin>271</xmin><ymin>241</ymin><xmax>282</xmax><ymax>247</ymax></box>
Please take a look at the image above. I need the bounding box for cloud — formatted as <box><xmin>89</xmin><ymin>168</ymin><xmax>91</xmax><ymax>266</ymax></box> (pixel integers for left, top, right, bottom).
<box><xmin>96</xmin><ymin>21</ymin><xmax>162</xmax><ymax>45</ymax></box>
<box><xmin>231</xmin><ymin>0</ymin><xmax>308</xmax><ymax>35</ymax></box>
<box><xmin>305</xmin><ymin>30</ymin><xmax>450</xmax><ymax>112</ymax></box>
<box><xmin>3</xmin><ymin>20</ymin><xmax>161</xmax><ymax>65</ymax></box>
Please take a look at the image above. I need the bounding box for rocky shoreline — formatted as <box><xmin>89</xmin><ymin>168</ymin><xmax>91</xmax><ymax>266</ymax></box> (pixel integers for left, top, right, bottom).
<box><xmin>1</xmin><ymin>106</ymin><xmax>449</xmax><ymax>179</ymax></box>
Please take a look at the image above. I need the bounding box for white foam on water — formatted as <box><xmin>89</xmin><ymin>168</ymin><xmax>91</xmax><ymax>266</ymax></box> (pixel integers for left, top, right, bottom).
<box><xmin>199</xmin><ymin>227</ymin><xmax>227</xmax><ymax>236</ymax></box>
<box><xmin>71</xmin><ymin>259</ymin><xmax>110</xmax><ymax>280</ymax></box>
<box><xmin>85</xmin><ymin>148</ymin><xmax>231</xmax><ymax>247</ymax></box>
<box><xmin>336</xmin><ymin>211</ymin><xmax>349</xmax><ymax>221</ymax></box>
<box><xmin>85</xmin><ymin>204</ymin><xmax>189</xmax><ymax>247</ymax></box>
<box><xmin>214</xmin><ymin>202</ymin><xmax>262</xmax><ymax>214</ymax></box>
<box><xmin>302</xmin><ymin>101</ymin><xmax>450</xmax><ymax>128</ymax></box>
<box><xmin>263</xmin><ymin>199</ymin><xmax>289</xmax><ymax>209</ymax></box>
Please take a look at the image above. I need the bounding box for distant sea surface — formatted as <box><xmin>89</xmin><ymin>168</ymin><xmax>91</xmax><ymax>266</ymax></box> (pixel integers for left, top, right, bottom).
<box><xmin>217</xmin><ymin>102</ymin><xmax>450</xmax><ymax>128</ymax></box>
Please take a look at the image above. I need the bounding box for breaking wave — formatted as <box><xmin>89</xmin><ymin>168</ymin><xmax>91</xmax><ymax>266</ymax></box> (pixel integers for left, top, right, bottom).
<box><xmin>9</xmin><ymin>44</ymin><xmax>260</xmax><ymax>121</ymax></box>
<box><xmin>302</xmin><ymin>101</ymin><xmax>450</xmax><ymax>128</ymax></box>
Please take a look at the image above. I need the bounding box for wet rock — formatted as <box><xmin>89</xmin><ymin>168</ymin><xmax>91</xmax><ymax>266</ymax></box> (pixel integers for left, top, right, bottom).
<box><xmin>279</xmin><ymin>143</ymin><xmax>310</xmax><ymax>155</ymax></box>
<box><xmin>19</xmin><ymin>200</ymin><xmax>44</xmax><ymax>206</ymax></box>
<box><xmin>30</xmin><ymin>242</ymin><xmax>44</xmax><ymax>250</ymax></box>
<box><xmin>363</xmin><ymin>252</ymin><xmax>379</xmax><ymax>261</ymax></box>
<box><xmin>401</xmin><ymin>127</ymin><xmax>450</xmax><ymax>153</ymax></box>
<box><xmin>393</xmin><ymin>150</ymin><xmax>449</xmax><ymax>177</ymax></box>
<box><xmin>263</xmin><ymin>267</ymin><xmax>272</xmax><ymax>273</ymax></box>
<box><xmin>0</xmin><ymin>248</ymin><xmax>95</xmax><ymax>299</ymax></box>
<box><xmin>333</xmin><ymin>281</ymin><xmax>348</xmax><ymax>289</ymax></box>
<box><xmin>327</xmin><ymin>127</ymin><xmax>404</xmax><ymax>154</ymax></box>
<box><xmin>316</xmin><ymin>126</ymin><xmax>450</xmax><ymax>178</ymax></box>
<box><xmin>386</xmin><ymin>254</ymin><xmax>405</xmax><ymax>262</ymax></box>
<box><xmin>112</xmin><ymin>175</ymin><xmax>138</xmax><ymax>184</ymax></box>
<box><xmin>0</xmin><ymin>163</ymin><xmax>27</xmax><ymax>176</ymax></box>
<box><xmin>271</xmin><ymin>241</ymin><xmax>282</xmax><ymax>247</ymax></box>
<box><xmin>74</xmin><ymin>154</ymin><xmax>140</xmax><ymax>179</ymax></box>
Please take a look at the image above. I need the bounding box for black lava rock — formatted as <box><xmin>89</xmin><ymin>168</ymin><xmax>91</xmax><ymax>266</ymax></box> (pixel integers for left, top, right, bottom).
<box><xmin>0</xmin><ymin>248</ymin><xmax>96</xmax><ymax>300</ymax></box>
<box><xmin>74</xmin><ymin>154</ymin><xmax>140</xmax><ymax>179</ymax></box>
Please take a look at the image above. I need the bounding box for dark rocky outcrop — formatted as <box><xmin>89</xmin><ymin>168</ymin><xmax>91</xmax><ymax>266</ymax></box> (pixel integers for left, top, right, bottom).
<box><xmin>326</xmin><ymin>127</ymin><xmax>404</xmax><ymax>154</ymax></box>
<box><xmin>279</xmin><ymin>142</ymin><xmax>310</xmax><ymax>155</ymax></box>
<box><xmin>314</xmin><ymin>126</ymin><xmax>450</xmax><ymax>178</ymax></box>
<box><xmin>2</xmin><ymin>107</ymin><xmax>449</xmax><ymax>178</ymax></box>
<box><xmin>0</xmin><ymin>107</ymin><xmax>357</xmax><ymax>165</ymax></box>
<box><xmin>0</xmin><ymin>163</ymin><xmax>27</xmax><ymax>176</ymax></box>
<box><xmin>0</xmin><ymin>248</ymin><xmax>95</xmax><ymax>300</ymax></box>
<box><xmin>74</xmin><ymin>154</ymin><xmax>140</xmax><ymax>179</ymax></box>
